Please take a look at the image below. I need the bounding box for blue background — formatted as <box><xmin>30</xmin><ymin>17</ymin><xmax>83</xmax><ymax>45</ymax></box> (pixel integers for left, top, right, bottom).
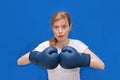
<box><xmin>0</xmin><ymin>0</ymin><xmax>120</xmax><ymax>80</ymax></box>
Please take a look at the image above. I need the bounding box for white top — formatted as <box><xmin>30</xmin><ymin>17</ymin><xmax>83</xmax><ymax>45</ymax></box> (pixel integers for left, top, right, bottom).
<box><xmin>34</xmin><ymin>39</ymin><xmax>88</xmax><ymax>80</ymax></box>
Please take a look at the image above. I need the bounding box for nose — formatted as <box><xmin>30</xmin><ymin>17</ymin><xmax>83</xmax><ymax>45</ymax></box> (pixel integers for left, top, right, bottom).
<box><xmin>58</xmin><ymin>28</ymin><xmax>62</xmax><ymax>34</ymax></box>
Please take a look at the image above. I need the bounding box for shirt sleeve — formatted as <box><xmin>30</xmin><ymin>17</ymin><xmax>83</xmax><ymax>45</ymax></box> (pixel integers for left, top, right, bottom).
<box><xmin>34</xmin><ymin>41</ymin><xmax>50</xmax><ymax>52</ymax></box>
<box><xmin>76</xmin><ymin>40</ymin><xmax>88</xmax><ymax>53</ymax></box>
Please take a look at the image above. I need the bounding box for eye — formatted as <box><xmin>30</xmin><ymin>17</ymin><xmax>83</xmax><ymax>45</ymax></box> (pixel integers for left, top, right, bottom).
<box><xmin>62</xmin><ymin>25</ymin><xmax>67</xmax><ymax>29</ymax></box>
<box><xmin>53</xmin><ymin>26</ymin><xmax>58</xmax><ymax>29</ymax></box>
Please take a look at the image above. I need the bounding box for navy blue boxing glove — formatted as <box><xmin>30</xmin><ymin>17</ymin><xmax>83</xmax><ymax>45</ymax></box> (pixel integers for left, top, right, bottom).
<box><xmin>29</xmin><ymin>46</ymin><xmax>59</xmax><ymax>69</ymax></box>
<box><xmin>60</xmin><ymin>46</ymin><xmax>90</xmax><ymax>69</ymax></box>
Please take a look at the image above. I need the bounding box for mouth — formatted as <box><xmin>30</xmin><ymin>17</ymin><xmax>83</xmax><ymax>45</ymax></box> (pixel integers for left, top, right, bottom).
<box><xmin>58</xmin><ymin>35</ymin><xmax>64</xmax><ymax>38</ymax></box>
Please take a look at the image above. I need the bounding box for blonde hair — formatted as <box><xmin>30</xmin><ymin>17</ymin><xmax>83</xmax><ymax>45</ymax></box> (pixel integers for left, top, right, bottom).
<box><xmin>49</xmin><ymin>11</ymin><xmax>71</xmax><ymax>46</ymax></box>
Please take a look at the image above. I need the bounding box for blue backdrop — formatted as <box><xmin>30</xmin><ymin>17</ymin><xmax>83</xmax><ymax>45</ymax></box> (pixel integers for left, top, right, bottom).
<box><xmin>0</xmin><ymin>0</ymin><xmax>120</xmax><ymax>80</ymax></box>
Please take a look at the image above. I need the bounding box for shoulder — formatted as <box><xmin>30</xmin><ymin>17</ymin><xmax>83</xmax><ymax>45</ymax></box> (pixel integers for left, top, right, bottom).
<box><xmin>34</xmin><ymin>40</ymin><xmax>50</xmax><ymax>51</ymax></box>
<box><xmin>69</xmin><ymin>38</ymin><xmax>88</xmax><ymax>53</ymax></box>
<box><xmin>69</xmin><ymin>38</ymin><xmax>86</xmax><ymax>45</ymax></box>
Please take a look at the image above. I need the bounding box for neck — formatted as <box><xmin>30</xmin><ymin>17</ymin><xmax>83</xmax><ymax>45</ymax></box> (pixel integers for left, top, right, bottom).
<box><xmin>56</xmin><ymin>38</ymin><xmax>69</xmax><ymax>49</ymax></box>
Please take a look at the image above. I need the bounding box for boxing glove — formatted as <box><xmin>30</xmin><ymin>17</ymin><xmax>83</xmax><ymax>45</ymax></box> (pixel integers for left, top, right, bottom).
<box><xmin>60</xmin><ymin>46</ymin><xmax>90</xmax><ymax>69</ymax></box>
<box><xmin>29</xmin><ymin>46</ymin><xmax>59</xmax><ymax>69</ymax></box>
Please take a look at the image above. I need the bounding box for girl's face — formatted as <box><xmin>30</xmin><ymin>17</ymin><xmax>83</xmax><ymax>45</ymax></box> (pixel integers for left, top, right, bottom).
<box><xmin>52</xmin><ymin>19</ymin><xmax>71</xmax><ymax>42</ymax></box>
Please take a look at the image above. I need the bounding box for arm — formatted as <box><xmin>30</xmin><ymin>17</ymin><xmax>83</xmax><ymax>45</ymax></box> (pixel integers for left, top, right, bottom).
<box><xmin>17</xmin><ymin>52</ymin><xmax>30</xmax><ymax>65</ymax></box>
<box><xmin>84</xmin><ymin>48</ymin><xmax>105</xmax><ymax>70</ymax></box>
<box><xmin>17</xmin><ymin>47</ymin><xmax>59</xmax><ymax>69</ymax></box>
<box><xmin>17</xmin><ymin>41</ymin><xmax>49</xmax><ymax>65</ymax></box>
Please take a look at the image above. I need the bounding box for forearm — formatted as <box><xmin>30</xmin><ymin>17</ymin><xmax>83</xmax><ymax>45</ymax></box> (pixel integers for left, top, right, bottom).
<box><xmin>84</xmin><ymin>48</ymin><xmax>105</xmax><ymax>70</ymax></box>
<box><xmin>17</xmin><ymin>52</ymin><xmax>30</xmax><ymax>65</ymax></box>
<box><xmin>90</xmin><ymin>53</ymin><xmax>105</xmax><ymax>70</ymax></box>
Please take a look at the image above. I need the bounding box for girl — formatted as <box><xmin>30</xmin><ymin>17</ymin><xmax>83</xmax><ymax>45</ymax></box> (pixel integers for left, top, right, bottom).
<box><xmin>17</xmin><ymin>11</ymin><xmax>105</xmax><ymax>80</ymax></box>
